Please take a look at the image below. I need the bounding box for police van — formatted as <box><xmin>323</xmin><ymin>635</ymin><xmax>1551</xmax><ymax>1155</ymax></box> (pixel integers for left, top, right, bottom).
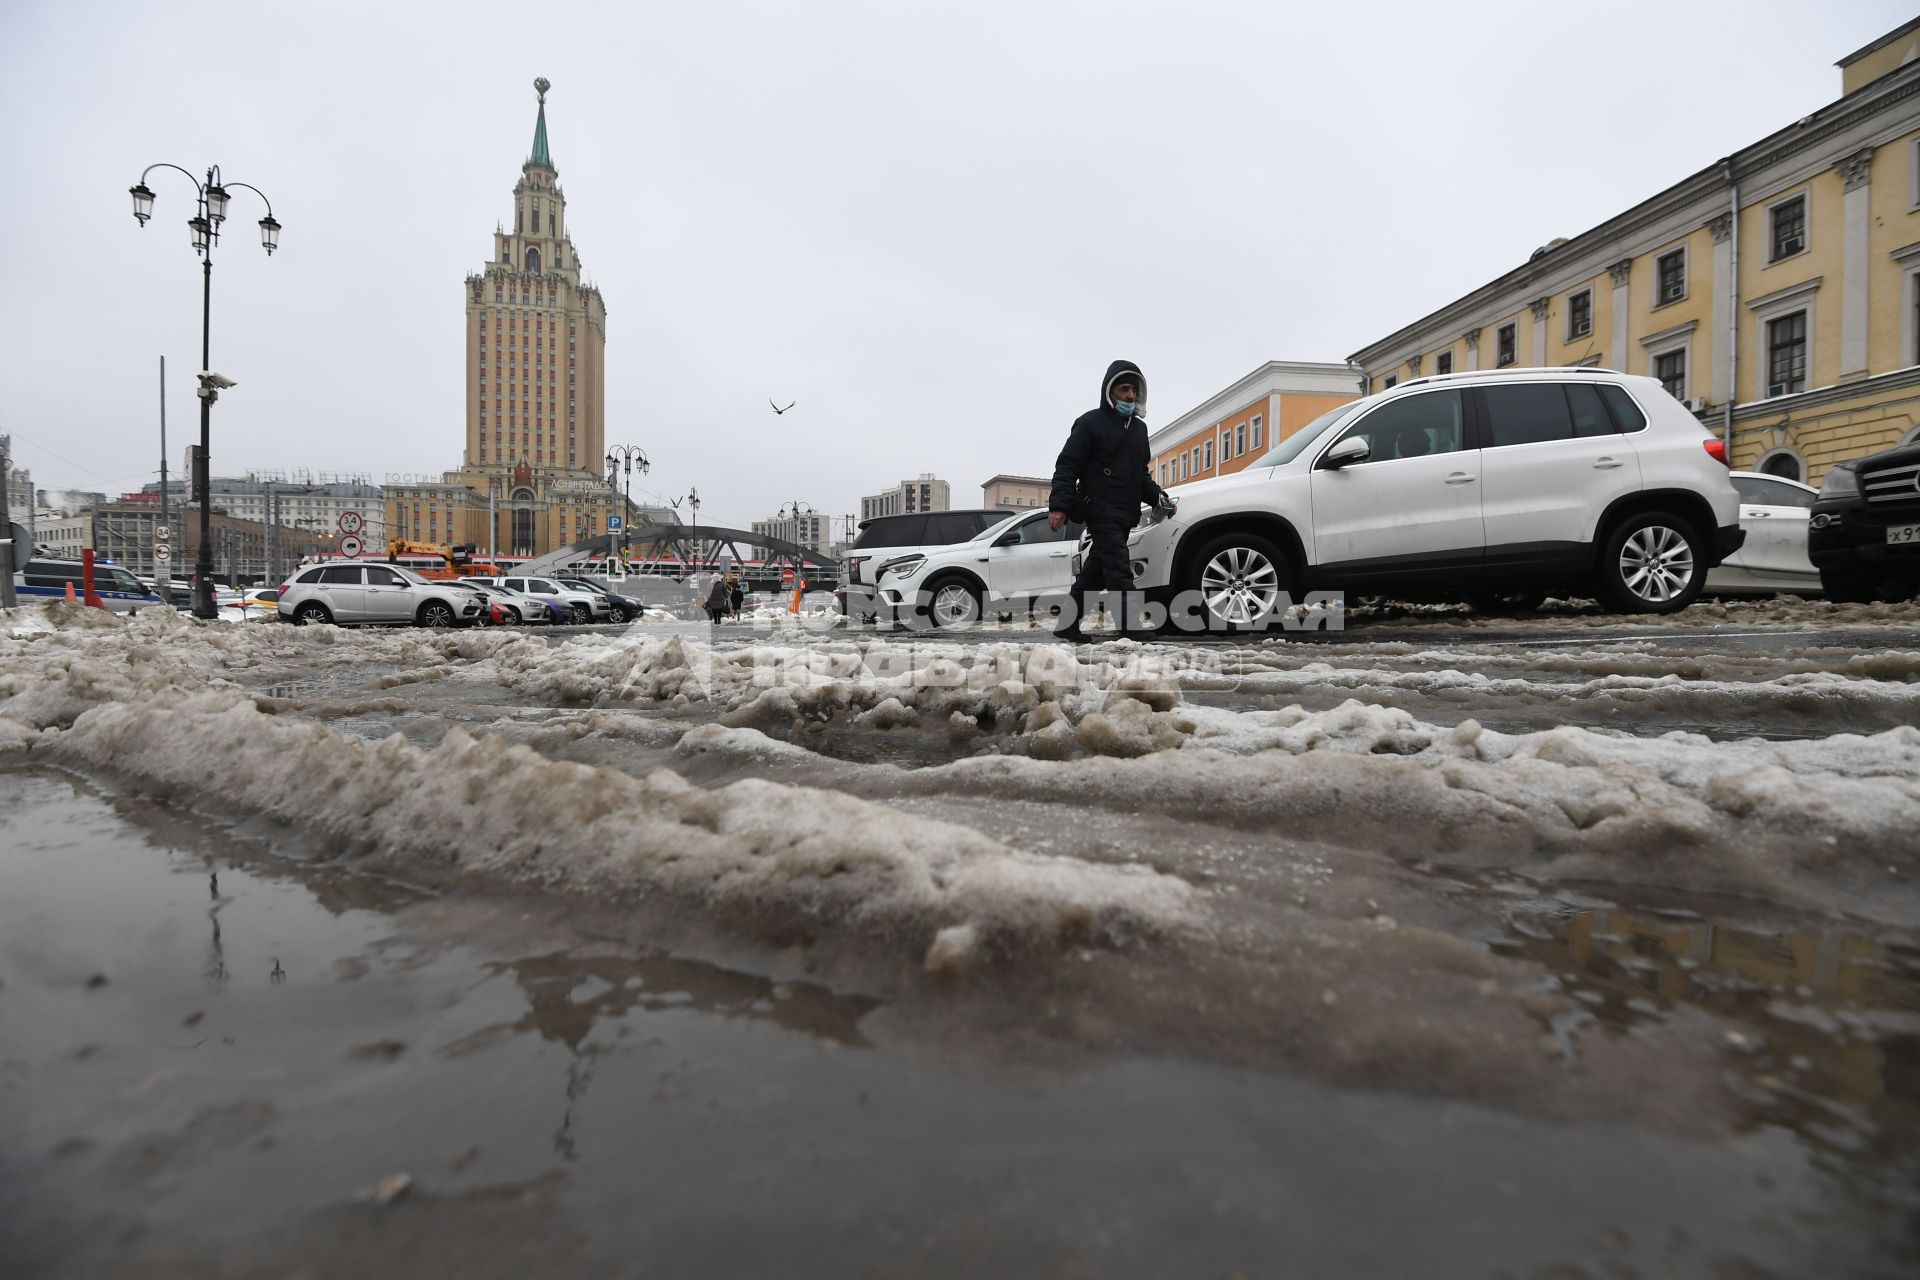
<box><xmin>11</xmin><ymin>558</ymin><xmax>166</xmax><ymax>613</ymax></box>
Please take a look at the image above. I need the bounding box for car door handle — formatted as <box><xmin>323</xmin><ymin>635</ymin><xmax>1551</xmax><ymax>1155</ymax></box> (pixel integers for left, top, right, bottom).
<box><xmin>1444</xmin><ymin>473</ymin><xmax>1476</xmax><ymax>485</ymax></box>
<box><xmin>1593</xmin><ymin>458</ymin><xmax>1624</xmax><ymax>469</ymax></box>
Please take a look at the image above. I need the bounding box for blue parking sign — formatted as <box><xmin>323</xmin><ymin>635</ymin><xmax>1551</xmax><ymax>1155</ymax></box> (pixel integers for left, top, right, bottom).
<box><xmin>609</xmin><ymin>516</ymin><xmax>624</xmax><ymax>532</ymax></box>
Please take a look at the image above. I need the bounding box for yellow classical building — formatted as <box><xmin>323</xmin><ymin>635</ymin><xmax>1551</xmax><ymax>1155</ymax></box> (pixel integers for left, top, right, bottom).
<box><xmin>1351</xmin><ymin>19</ymin><xmax>1920</xmax><ymax>486</ymax></box>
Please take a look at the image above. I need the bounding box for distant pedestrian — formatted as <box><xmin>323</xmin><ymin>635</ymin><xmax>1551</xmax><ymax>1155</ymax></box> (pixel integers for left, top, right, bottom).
<box><xmin>1048</xmin><ymin>358</ymin><xmax>1173</xmax><ymax>640</ymax></box>
<box><xmin>705</xmin><ymin>572</ymin><xmax>729</xmax><ymax>624</ymax></box>
<box><xmin>727</xmin><ymin>574</ymin><xmax>744</xmax><ymax>620</ymax></box>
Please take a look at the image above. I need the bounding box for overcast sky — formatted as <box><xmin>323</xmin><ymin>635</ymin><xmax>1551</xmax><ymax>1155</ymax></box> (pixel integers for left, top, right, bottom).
<box><xmin>3</xmin><ymin>0</ymin><xmax>1911</xmax><ymax>529</ymax></box>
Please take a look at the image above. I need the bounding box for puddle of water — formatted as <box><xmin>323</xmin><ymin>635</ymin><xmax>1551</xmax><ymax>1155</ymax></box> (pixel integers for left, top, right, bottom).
<box><xmin>1441</xmin><ymin>869</ymin><xmax>1920</xmax><ymax>1221</ymax></box>
<box><xmin>5</xmin><ymin>767</ymin><xmax>1917</xmax><ymax>1278</ymax></box>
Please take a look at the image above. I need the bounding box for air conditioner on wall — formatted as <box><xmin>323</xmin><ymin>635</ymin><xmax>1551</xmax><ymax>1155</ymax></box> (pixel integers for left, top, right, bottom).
<box><xmin>1768</xmin><ymin>383</ymin><xmax>1787</xmax><ymax>397</ymax></box>
<box><xmin>1780</xmin><ymin>236</ymin><xmax>1804</xmax><ymax>257</ymax></box>
<box><xmin>1684</xmin><ymin>396</ymin><xmax>1707</xmax><ymax>413</ymax></box>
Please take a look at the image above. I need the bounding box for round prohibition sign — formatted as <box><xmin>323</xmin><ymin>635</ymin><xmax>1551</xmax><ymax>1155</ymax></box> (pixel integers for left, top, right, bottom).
<box><xmin>337</xmin><ymin>510</ymin><xmax>365</xmax><ymax>536</ymax></box>
<box><xmin>339</xmin><ymin>534</ymin><xmax>364</xmax><ymax>558</ymax></box>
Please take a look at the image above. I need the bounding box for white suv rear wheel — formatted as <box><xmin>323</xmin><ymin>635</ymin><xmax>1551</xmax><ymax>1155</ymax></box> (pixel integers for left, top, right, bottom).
<box><xmin>1596</xmin><ymin>513</ymin><xmax>1704</xmax><ymax>614</ymax></box>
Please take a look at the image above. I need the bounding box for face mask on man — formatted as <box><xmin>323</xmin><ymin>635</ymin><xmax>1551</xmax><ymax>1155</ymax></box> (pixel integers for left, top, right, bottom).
<box><xmin>1114</xmin><ymin>399</ymin><xmax>1137</xmax><ymax>417</ymax></box>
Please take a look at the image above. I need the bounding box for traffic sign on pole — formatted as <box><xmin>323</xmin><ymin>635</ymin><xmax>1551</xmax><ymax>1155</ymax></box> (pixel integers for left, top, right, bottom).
<box><xmin>608</xmin><ymin>515</ymin><xmax>623</xmax><ymax>532</ymax></box>
<box><xmin>339</xmin><ymin>535</ymin><xmax>364</xmax><ymax>558</ymax></box>
<box><xmin>338</xmin><ymin>511</ymin><xmax>364</xmax><ymax>536</ymax></box>
<box><xmin>780</xmin><ymin>568</ymin><xmax>795</xmax><ymax>585</ymax></box>
<box><xmin>153</xmin><ymin>546</ymin><xmax>171</xmax><ymax>563</ymax></box>
<box><xmin>155</xmin><ymin>525</ymin><xmax>172</xmax><ymax>542</ymax></box>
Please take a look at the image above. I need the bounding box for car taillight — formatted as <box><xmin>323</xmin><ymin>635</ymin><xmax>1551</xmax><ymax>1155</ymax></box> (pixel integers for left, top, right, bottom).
<box><xmin>849</xmin><ymin>558</ymin><xmax>863</xmax><ymax>583</ymax></box>
<box><xmin>1702</xmin><ymin>438</ymin><xmax>1729</xmax><ymax>467</ymax></box>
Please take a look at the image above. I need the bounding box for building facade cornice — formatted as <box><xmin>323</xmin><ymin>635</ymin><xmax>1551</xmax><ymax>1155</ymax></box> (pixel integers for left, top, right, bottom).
<box><xmin>1731</xmin><ymin>362</ymin><xmax>1920</xmax><ymax>423</ymax></box>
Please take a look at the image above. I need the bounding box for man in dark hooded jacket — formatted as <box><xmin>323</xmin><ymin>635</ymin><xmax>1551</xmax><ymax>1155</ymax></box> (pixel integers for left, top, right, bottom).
<box><xmin>1047</xmin><ymin>359</ymin><xmax>1173</xmax><ymax>641</ymax></box>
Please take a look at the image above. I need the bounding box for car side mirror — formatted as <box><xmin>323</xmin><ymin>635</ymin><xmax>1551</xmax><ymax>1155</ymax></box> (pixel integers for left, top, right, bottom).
<box><xmin>992</xmin><ymin>531</ymin><xmax>1021</xmax><ymax>547</ymax></box>
<box><xmin>1323</xmin><ymin>437</ymin><xmax>1371</xmax><ymax>469</ymax></box>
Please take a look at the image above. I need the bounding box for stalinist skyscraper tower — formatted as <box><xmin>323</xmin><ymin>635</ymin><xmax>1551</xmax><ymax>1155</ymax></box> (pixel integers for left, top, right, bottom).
<box><xmin>449</xmin><ymin>78</ymin><xmax>615</xmax><ymax>556</ymax></box>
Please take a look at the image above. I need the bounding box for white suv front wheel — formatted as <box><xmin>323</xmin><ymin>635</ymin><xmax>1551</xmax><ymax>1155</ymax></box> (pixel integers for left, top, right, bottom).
<box><xmin>926</xmin><ymin>576</ymin><xmax>982</xmax><ymax>628</ymax></box>
<box><xmin>1189</xmin><ymin>532</ymin><xmax>1291</xmax><ymax>634</ymax></box>
<box><xmin>1596</xmin><ymin>512</ymin><xmax>1705</xmax><ymax>614</ymax></box>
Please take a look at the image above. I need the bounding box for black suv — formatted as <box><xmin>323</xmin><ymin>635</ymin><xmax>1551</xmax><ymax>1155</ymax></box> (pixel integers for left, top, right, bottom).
<box><xmin>1809</xmin><ymin>440</ymin><xmax>1920</xmax><ymax>601</ymax></box>
<box><xmin>836</xmin><ymin>509</ymin><xmax>1006</xmax><ymax>619</ymax></box>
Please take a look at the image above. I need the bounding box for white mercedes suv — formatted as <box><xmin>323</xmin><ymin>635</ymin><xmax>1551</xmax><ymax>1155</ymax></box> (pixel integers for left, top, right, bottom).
<box><xmin>1129</xmin><ymin>368</ymin><xmax>1743</xmax><ymax>632</ymax></box>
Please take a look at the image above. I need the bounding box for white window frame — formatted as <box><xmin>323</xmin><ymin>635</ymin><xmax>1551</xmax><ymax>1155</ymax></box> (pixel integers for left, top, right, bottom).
<box><xmin>1653</xmin><ymin>243</ymin><xmax>1689</xmax><ymax>309</ymax></box>
<box><xmin>1434</xmin><ymin>350</ymin><xmax>1453</xmax><ymax>376</ymax></box>
<box><xmin>1909</xmin><ymin>135</ymin><xmax>1920</xmax><ymax>213</ymax></box>
<box><xmin>1747</xmin><ymin>278</ymin><xmax>1821</xmax><ymax>398</ymax></box>
<box><xmin>1250</xmin><ymin>415</ymin><xmax>1263</xmax><ymax>449</ymax></box>
<box><xmin>1895</xmin><ymin>241</ymin><xmax>1920</xmax><ymax>369</ymax></box>
<box><xmin>1566</xmin><ymin>288</ymin><xmax>1594</xmax><ymax>341</ymax></box>
<box><xmin>1764</xmin><ymin>186</ymin><xmax>1811</xmax><ymax>266</ymax></box>
<box><xmin>1204</xmin><ymin>440</ymin><xmax>1214</xmax><ymax>471</ymax></box>
<box><xmin>1639</xmin><ymin>320</ymin><xmax>1696</xmax><ymax>402</ymax></box>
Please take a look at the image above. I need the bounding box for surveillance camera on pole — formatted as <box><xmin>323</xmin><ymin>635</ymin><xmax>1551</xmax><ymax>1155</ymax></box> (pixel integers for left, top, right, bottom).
<box><xmin>197</xmin><ymin>371</ymin><xmax>237</xmax><ymax>403</ymax></box>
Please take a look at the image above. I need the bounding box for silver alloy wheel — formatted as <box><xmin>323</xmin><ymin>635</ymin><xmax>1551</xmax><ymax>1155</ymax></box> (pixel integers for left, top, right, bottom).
<box><xmin>1200</xmin><ymin>545</ymin><xmax>1281</xmax><ymax>626</ymax></box>
<box><xmin>295</xmin><ymin>603</ymin><xmax>329</xmax><ymax>626</ymax></box>
<box><xmin>931</xmin><ymin>582</ymin><xmax>979</xmax><ymax>626</ymax></box>
<box><xmin>1617</xmin><ymin>524</ymin><xmax>1696</xmax><ymax>604</ymax></box>
<box><xmin>420</xmin><ymin>602</ymin><xmax>456</xmax><ymax>628</ymax></box>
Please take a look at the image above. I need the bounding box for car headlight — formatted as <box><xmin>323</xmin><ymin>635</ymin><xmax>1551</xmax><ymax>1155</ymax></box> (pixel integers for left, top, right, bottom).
<box><xmin>1819</xmin><ymin>465</ymin><xmax>1859</xmax><ymax>498</ymax></box>
<box><xmin>876</xmin><ymin>554</ymin><xmax>926</xmax><ymax>579</ymax></box>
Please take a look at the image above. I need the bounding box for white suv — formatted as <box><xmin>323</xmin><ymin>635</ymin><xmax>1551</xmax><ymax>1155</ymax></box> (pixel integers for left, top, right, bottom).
<box><xmin>278</xmin><ymin>563</ymin><xmax>487</xmax><ymax>627</ymax></box>
<box><xmin>1129</xmin><ymin>368</ymin><xmax>1743</xmax><ymax>632</ymax></box>
<box><xmin>877</xmin><ymin>509</ymin><xmax>1084</xmax><ymax>626</ymax></box>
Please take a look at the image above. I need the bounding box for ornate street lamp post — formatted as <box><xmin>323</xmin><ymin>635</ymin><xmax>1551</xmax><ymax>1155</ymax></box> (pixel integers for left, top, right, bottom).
<box><xmin>128</xmin><ymin>164</ymin><xmax>281</xmax><ymax>619</ymax></box>
<box><xmin>604</xmin><ymin>445</ymin><xmax>649</xmax><ymax>567</ymax></box>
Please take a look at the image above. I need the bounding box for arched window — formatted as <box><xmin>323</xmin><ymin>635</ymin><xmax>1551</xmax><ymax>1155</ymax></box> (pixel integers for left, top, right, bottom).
<box><xmin>526</xmin><ymin>247</ymin><xmax>541</xmax><ymax>275</ymax></box>
<box><xmin>1757</xmin><ymin>449</ymin><xmax>1805</xmax><ymax>483</ymax></box>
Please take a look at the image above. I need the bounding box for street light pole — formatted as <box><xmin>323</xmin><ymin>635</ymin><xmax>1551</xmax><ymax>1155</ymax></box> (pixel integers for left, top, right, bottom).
<box><xmin>129</xmin><ymin>163</ymin><xmax>281</xmax><ymax>619</ymax></box>
<box><xmin>604</xmin><ymin>445</ymin><xmax>649</xmax><ymax>570</ymax></box>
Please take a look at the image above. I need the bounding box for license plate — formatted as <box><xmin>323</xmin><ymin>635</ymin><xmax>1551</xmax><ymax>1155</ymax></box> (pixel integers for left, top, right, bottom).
<box><xmin>1888</xmin><ymin>524</ymin><xmax>1920</xmax><ymax>545</ymax></box>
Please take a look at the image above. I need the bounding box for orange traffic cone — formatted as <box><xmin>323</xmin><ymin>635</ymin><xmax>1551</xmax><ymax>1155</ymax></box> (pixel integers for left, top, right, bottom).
<box><xmin>64</xmin><ymin>582</ymin><xmax>76</xmax><ymax>601</ymax></box>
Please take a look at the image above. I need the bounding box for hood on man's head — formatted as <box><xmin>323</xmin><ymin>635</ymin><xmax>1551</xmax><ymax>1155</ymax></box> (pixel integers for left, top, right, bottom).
<box><xmin>1102</xmin><ymin>359</ymin><xmax>1147</xmax><ymax>412</ymax></box>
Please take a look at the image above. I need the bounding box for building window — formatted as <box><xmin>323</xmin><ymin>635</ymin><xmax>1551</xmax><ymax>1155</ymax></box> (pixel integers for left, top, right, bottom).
<box><xmin>1236</xmin><ymin>424</ymin><xmax>1246</xmax><ymax>455</ymax></box>
<box><xmin>1435</xmin><ymin>352</ymin><xmax>1453</xmax><ymax>376</ymax></box>
<box><xmin>1204</xmin><ymin>441</ymin><xmax>1213</xmax><ymax>470</ymax></box>
<box><xmin>1766</xmin><ymin>312</ymin><xmax>1807</xmax><ymax>395</ymax></box>
<box><xmin>1567</xmin><ymin>290</ymin><xmax>1592</xmax><ymax>340</ymax></box>
<box><xmin>1654</xmin><ymin>349</ymin><xmax>1686</xmax><ymax>400</ymax></box>
<box><xmin>1657</xmin><ymin>249</ymin><xmax>1686</xmax><ymax>304</ymax></box>
<box><xmin>1251</xmin><ymin>416</ymin><xmax>1262</xmax><ymax>449</ymax></box>
<box><xmin>1769</xmin><ymin>195</ymin><xmax>1806</xmax><ymax>262</ymax></box>
<box><xmin>1497</xmin><ymin>324</ymin><xmax>1517</xmax><ymax>367</ymax></box>
<box><xmin>1383</xmin><ymin>375</ymin><xmax>1397</xmax><ymax>389</ymax></box>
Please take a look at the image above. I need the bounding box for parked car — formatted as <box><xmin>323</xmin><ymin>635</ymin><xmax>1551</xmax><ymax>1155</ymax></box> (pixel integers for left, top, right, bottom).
<box><xmin>1123</xmin><ymin>368</ymin><xmax>1743</xmax><ymax>632</ymax></box>
<box><xmin>457</xmin><ymin>577</ymin><xmax>555</xmax><ymax>626</ymax></box>
<box><xmin>1703</xmin><ymin>472</ymin><xmax>1821</xmax><ymax>595</ymax></box>
<box><xmin>876</xmin><ymin>509</ymin><xmax>1084</xmax><ymax>627</ymax></box>
<box><xmin>1808</xmin><ymin>440</ymin><xmax>1920</xmax><ymax>601</ymax></box>
<box><xmin>470</xmin><ymin>574</ymin><xmax>609</xmax><ymax>624</ymax></box>
<box><xmin>278</xmin><ymin>563</ymin><xmax>486</xmax><ymax>627</ymax></box>
<box><xmin>837</xmin><ymin>509</ymin><xmax>1010</xmax><ymax>621</ymax></box>
<box><xmin>557</xmin><ymin>576</ymin><xmax>645</xmax><ymax>622</ymax></box>
<box><xmin>12</xmin><ymin>558</ymin><xmax>166</xmax><ymax>614</ymax></box>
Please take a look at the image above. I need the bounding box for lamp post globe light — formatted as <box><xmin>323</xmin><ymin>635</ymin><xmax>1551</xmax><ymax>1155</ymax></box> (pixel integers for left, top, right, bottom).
<box><xmin>128</xmin><ymin>163</ymin><xmax>281</xmax><ymax>619</ymax></box>
<box><xmin>604</xmin><ymin>445</ymin><xmax>649</xmax><ymax>566</ymax></box>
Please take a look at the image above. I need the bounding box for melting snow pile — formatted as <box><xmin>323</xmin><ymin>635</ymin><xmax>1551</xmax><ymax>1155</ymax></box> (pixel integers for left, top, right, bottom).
<box><xmin>0</xmin><ymin>603</ymin><xmax>1200</xmax><ymax>968</ymax></box>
